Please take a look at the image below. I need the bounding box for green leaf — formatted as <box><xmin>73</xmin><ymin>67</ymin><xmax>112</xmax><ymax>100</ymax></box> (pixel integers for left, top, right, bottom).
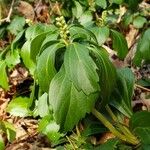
<box><xmin>133</xmin><ymin>16</ymin><xmax>147</xmax><ymax>29</ymax></box>
<box><xmin>118</xmin><ymin>68</ymin><xmax>135</xmax><ymax>101</ymax></box>
<box><xmin>133</xmin><ymin>28</ymin><xmax>150</xmax><ymax>66</ymax></box>
<box><xmin>133</xmin><ymin>50</ymin><xmax>143</xmax><ymax>66</ymax></box>
<box><xmin>37</xmin><ymin>43</ymin><xmax>64</xmax><ymax>92</ymax></box>
<box><xmin>21</xmin><ymin>41</ymin><xmax>35</xmax><ymax>75</ymax></box>
<box><xmin>64</xmin><ymin>43</ymin><xmax>100</xmax><ymax>95</ymax></box>
<box><xmin>91</xmin><ymin>26</ymin><xmax>110</xmax><ymax>45</ymax></box>
<box><xmin>130</xmin><ymin>111</ymin><xmax>150</xmax><ymax>131</ymax></box>
<box><xmin>78</xmin><ymin>11</ymin><xmax>93</xmax><ymax>27</ymax></box>
<box><xmin>37</xmin><ymin>93</ymin><xmax>49</xmax><ymax>117</ymax></box>
<box><xmin>82</xmin><ymin>122</ymin><xmax>107</xmax><ymax>136</ymax></box>
<box><xmin>72</xmin><ymin>1</ymin><xmax>83</xmax><ymax>19</ymax></box>
<box><xmin>135</xmin><ymin>128</ymin><xmax>150</xmax><ymax>145</ymax></box>
<box><xmin>110</xmin><ymin>30</ymin><xmax>128</xmax><ymax>59</ymax></box>
<box><xmin>49</xmin><ymin>67</ymin><xmax>98</xmax><ymax>132</ymax></box>
<box><xmin>3</xmin><ymin>121</ymin><xmax>16</xmax><ymax>143</ymax></box>
<box><xmin>0</xmin><ymin>27</ymin><xmax>6</xmax><ymax>39</ymax></box>
<box><xmin>5</xmin><ymin>50</ymin><xmax>20</xmax><ymax>68</ymax></box>
<box><xmin>124</xmin><ymin>0</ymin><xmax>142</xmax><ymax>10</ymax></box>
<box><xmin>40</xmin><ymin>31</ymin><xmax>59</xmax><ymax>51</ymax></box>
<box><xmin>94</xmin><ymin>138</ymin><xmax>119</xmax><ymax>150</ymax></box>
<box><xmin>0</xmin><ymin>60</ymin><xmax>9</xmax><ymax>90</ymax></box>
<box><xmin>25</xmin><ymin>24</ymin><xmax>55</xmax><ymax>41</ymax></box>
<box><xmin>95</xmin><ymin>0</ymin><xmax>107</xmax><ymax>9</ymax></box>
<box><xmin>38</xmin><ymin>116</ymin><xmax>62</xmax><ymax>142</ymax></box>
<box><xmin>0</xmin><ymin>135</ymin><xmax>5</xmax><ymax>150</ymax></box>
<box><xmin>141</xmin><ymin>144</ymin><xmax>150</xmax><ymax>150</ymax></box>
<box><xmin>112</xmin><ymin>0</ymin><xmax>123</xmax><ymax>4</ymax></box>
<box><xmin>0</xmin><ymin>121</ymin><xmax>16</xmax><ymax>143</ymax></box>
<box><xmin>11</xmin><ymin>30</ymin><xmax>25</xmax><ymax>50</ymax></box>
<box><xmin>122</xmin><ymin>11</ymin><xmax>133</xmax><ymax>27</ymax></box>
<box><xmin>7</xmin><ymin>97</ymin><xmax>32</xmax><ymax>117</ymax></box>
<box><xmin>69</xmin><ymin>26</ymin><xmax>91</xmax><ymax>41</ymax></box>
<box><xmin>25</xmin><ymin>24</ymin><xmax>44</xmax><ymax>41</ymax></box>
<box><xmin>30</xmin><ymin>32</ymin><xmax>49</xmax><ymax>62</ymax></box>
<box><xmin>117</xmin><ymin>144</ymin><xmax>132</xmax><ymax>150</ymax></box>
<box><xmin>7</xmin><ymin>16</ymin><xmax>25</xmax><ymax>35</ymax></box>
<box><xmin>69</xmin><ymin>25</ymin><xmax>98</xmax><ymax>43</ymax></box>
<box><xmin>130</xmin><ymin>111</ymin><xmax>150</xmax><ymax>144</ymax></box>
<box><xmin>110</xmin><ymin>68</ymin><xmax>134</xmax><ymax>117</ymax></box>
<box><xmin>90</xmin><ymin>46</ymin><xmax>116</xmax><ymax>107</ymax></box>
<box><xmin>136</xmin><ymin>79</ymin><xmax>150</xmax><ymax>87</ymax></box>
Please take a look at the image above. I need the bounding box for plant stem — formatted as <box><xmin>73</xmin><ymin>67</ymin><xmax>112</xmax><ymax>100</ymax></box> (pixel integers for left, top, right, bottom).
<box><xmin>66</xmin><ymin>136</ymin><xmax>76</xmax><ymax>150</ymax></box>
<box><xmin>106</xmin><ymin>105</ymin><xmax>139</xmax><ymax>145</ymax></box>
<box><xmin>105</xmin><ymin>105</ymin><xmax>118</xmax><ymax>122</ymax></box>
<box><xmin>92</xmin><ymin>108</ymin><xmax>139</xmax><ymax>145</ymax></box>
<box><xmin>135</xmin><ymin>84</ymin><xmax>150</xmax><ymax>92</ymax></box>
<box><xmin>106</xmin><ymin>106</ymin><xmax>133</xmax><ymax>137</ymax></box>
<box><xmin>92</xmin><ymin>108</ymin><xmax>126</xmax><ymax>140</ymax></box>
<box><xmin>0</xmin><ymin>0</ymin><xmax>14</xmax><ymax>23</ymax></box>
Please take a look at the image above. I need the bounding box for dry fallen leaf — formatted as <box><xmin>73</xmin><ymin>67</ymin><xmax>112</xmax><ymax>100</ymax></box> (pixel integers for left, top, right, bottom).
<box><xmin>126</xmin><ymin>25</ymin><xmax>139</xmax><ymax>49</ymax></box>
<box><xmin>35</xmin><ymin>2</ymin><xmax>50</xmax><ymax>23</ymax></box>
<box><xmin>16</xmin><ymin>1</ymin><xmax>35</xmax><ymax>21</ymax></box>
<box><xmin>97</xmin><ymin>132</ymin><xmax>116</xmax><ymax>144</ymax></box>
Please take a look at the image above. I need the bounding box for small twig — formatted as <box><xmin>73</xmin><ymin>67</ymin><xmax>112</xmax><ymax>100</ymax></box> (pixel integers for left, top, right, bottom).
<box><xmin>0</xmin><ymin>0</ymin><xmax>15</xmax><ymax>23</ymax></box>
<box><xmin>117</xmin><ymin>6</ymin><xmax>126</xmax><ymax>23</ymax></box>
<box><xmin>135</xmin><ymin>84</ymin><xmax>150</xmax><ymax>92</ymax></box>
<box><xmin>34</xmin><ymin>0</ymin><xmax>42</xmax><ymax>11</ymax></box>
<box><xmin>102</xmin><ymin>44</ymin><xmax>117</xmax><ymax>56</ymax></box>
<box><xmin>11</xmin><ymin>131</ymin><xmax>38</xmax><ymax>145</ymax></box>
<box><xmin>0</xmin><ymin>98</ymin><xmax>9</xmax><ymax>101</ymax></box>
<box><xmin>132</xmin><ymin>99</ymin><xmax>150</xmax><ymax>107</ymax></box>
<box><xmin>76</xmin><ymin>125</ymin><xmax>81</xmax><ymax>137</ymax></box>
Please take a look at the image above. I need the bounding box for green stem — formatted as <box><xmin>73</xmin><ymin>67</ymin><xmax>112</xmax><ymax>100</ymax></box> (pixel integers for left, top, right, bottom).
<box><xmin>105</xmin><ymin>105</ymin><xmax>118</xmax><ymax>122</ymax></box>
<box><xmin>66</xmin><ymin>136</ymin><xmax>76</xmax><ymax>150</ymax></box>
<box><xmin>105</xmin><ymin>105</ymin><xmax>139</xmax><ymax>144</ymax></box>
<box><xmin>92</xmin><ymin>108</ymin><xmax>139</xmax><ymax>145</ymax></box>
<box><xmin>0</xmin><ymin>45</ymin><xmax>10</xmax><ymax>60</ymax></box>
<box><xmin>92</xmin><ymin>108</ymin><xmax>126</xmax><ymax>140</ymax></box>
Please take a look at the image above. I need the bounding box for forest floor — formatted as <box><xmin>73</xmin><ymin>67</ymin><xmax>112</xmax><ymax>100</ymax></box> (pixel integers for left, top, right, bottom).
<box><xmin>0</xmin><ymin>0</ymin><xmax>150</xmax><ymax>150</ymax></box>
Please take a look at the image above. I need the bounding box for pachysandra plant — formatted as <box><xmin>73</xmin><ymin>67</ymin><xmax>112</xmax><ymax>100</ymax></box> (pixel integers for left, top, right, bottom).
<box><xmin>6</xmin><ymin>15</ymin><xmax>149</xmax><ymax>147</ymax></box>
<box><xmin>26</xmin><ymin>16</ymin><xmax>140</xmax><ymax>146</ymax></box>
<box><xmin>35</xmin><ymin>16</ymin><xmax>116</xmax><ymax>131</ymax></box>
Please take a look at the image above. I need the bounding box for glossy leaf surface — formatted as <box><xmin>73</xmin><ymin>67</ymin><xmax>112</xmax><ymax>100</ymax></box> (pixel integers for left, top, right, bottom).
<box><xmin>0</xmin><ymin>135</ymin><xmax>5</xmax><ymax>150</ymax></box>
<box><xmin>95</xmin><ymin>0</ymin><xmax>107</xmax><ymax>9</ymax></box>
<box><xmin>37</xmin><ymin>93</ymin><xmax>49</xmax><ymax>117</ymax></box>
<box><xmin>64</xmin><ymin>43</ymin><xmax>100</xmax><ymax>95</ymax></box>
<box><xmin>133</xmin><ymin>28</ymin><xmax>150</xmax><ymax>66</ymax></box>
<box><xmin>110</xmin><ymin>68</ymin><xmax>134</xmax><ymax>117</ymax></box>
<box><xmin>130</xmin><ymin>111</ymin><xmax>150</xmax><ymax>144</ymax></box>
<box><xmin>133</xmin><ymin>16</ymin><xmax>147</xmax><ymax>29</ymax></box>
<box><xmin>21</xmin><ymin>41</ymin><xmax>35</xmax><ymax>75</ymax></box>
<box><xmin>91</xmin><ymin>26</ymin><xmax>109</xmax><ymax>45</ymax></box>
<box><xmin>0</xmin><ymin>60</ymin><xmax>9</xmax><ymax>90</ymax></box>
<box><xmin>37</xmin><ymin>43</ymin><xmax>64</xmax><ymax>92</ymax></box>
<box><xmin>90</xmin><ymin>46</ymin><xmax>116</xmax><ymax>107</ymax></box>
<box><xmin>7</xmin><ymin>97</ymin><xmax>32</xmax><ymax>117</ymax></box>
<box><xmin>110</xmin><ymin>30</ymin><xmax>128</xmax><ymax>59</ymax></box>
<box><xmin>7</xmin><ymin>16</ymin><xmax>25</xmax><ymax>35</ymax></box>
<box><xmin>30</xmin><ymin>32</ymin><xmax>48</xmax><ymax>62</ymax></box>
<box><xmin>0</xmin><ymin>121</ymin><xmax>16</xmax><ymax>143</ymax></box>
<box><xmin>49</xmin><ymin>67</ymin><xmax>98</xmax><ymax>132</ymax></box>
<box><xmin>38</xmin><ymin>116</ymin><xmax>62</xmax><ymax>142</ymax></box>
